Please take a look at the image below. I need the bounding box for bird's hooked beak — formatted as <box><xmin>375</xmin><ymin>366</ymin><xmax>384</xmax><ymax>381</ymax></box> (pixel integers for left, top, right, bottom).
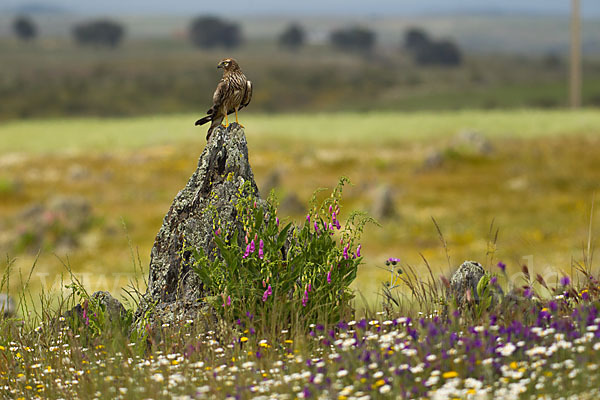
<box><xmin>217</xmin><ymin>61</ymin><xmax>224</xmax><ymax>69</ymax></box>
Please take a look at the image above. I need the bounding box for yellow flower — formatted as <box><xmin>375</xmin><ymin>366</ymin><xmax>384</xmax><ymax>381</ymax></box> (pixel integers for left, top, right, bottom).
<box><xmin>171</xmin><ymin>360</ymin><xmax>178</xmax><ymax>365</ymax></box>
<box><xmin>16</xmin><ymin>352</ymin><xmax>22</xmax><ymax>359</ymax></box>
<box><xmin>284</xmin><ymin>339</ymin><xmax>293</xmax><ymax>344</ymax></box>
<box><xmin>510</xmin><ymin>361</ymin><xmax>518</xmax><ymax>370</ymax></box>
<box><xmin>338</xmin><ymin>396</ymin><xmax>348</xmax><ymax>400</ymax></box>
<box><xmin>0</xmin><ymin>345</ymin><xmax>6</xmax><ymax>351</ymax></box>
<box><xmin>374</xmin><ymin>379</ymin><xmax>386</xmax><ymax>387</ymax></box>
<box><xmin>442</xmin><ymin>371</ymin><xmax>459</xmax><ymax>379</ymax></box>
<box><xmin>240</xmin><ymin>337</ymin><xmax>249</xmax><ymax>343</ymax></box>
<box><xmin>259</xmin><ymin>343</ymin><xmax>271</xmax><ymax>348</ymax></box>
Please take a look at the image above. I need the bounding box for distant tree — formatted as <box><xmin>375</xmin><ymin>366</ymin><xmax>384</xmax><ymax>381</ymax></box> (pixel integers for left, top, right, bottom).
<box><xmin>403</xmin><ymin>27</ymin><xmax>462</xmax><ymax>67</ymax></box>
<box><xmin>72</xmin><ymin>20</ymin><xmax>125</xmax><ymax>48</ymax></box>
<box><xmin>279</xmin><ymin>23</ymin><xmax>305</xmax><ymax>50</ymax></box>
<box><xmin>404</xmin><ymin>27</ymin><xmax>430</xmax><ymax>52</ymax></box>
<box><xmin>13</xmin><ymin>16</ymin><xmax>37</xmax><ymax>41</ymax></box>
<box><xmin>189</xmin><ymin>16</ymin><xmax>242</xmax><ymax>49</ymax></box>
<box><xmin>330</xmin><ymin>26</ymin><xmax>375</xmax><ymax>53</ymax></box>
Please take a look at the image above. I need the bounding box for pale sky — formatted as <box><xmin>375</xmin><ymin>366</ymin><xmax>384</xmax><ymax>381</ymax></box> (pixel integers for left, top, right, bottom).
<box><xmin>5</xmin><ymin>0</ymin><xmax>600</xmax><ymax>17</ymax></box>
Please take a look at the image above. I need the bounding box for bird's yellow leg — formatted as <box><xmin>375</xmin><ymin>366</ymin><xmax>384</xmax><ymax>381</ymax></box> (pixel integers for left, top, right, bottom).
<box><xmin>235</xmin><ymin>108</ymin><xmax>244</xmax><ymax>128</ymax></box>
<box><xmin>222</xmin><ymin>113</ymin><xmax>228</xmax><ymax>128</ymax></box>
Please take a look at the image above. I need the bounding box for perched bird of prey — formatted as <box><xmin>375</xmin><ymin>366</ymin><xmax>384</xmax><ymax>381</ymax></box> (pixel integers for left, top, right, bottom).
<box><xmin>195</xmin><ymin>58</ymin><xmax>253</xmax><ymax>140</ymax></box>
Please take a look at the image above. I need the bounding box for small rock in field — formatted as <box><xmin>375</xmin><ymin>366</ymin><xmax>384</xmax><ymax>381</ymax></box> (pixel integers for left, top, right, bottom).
<box><xmin>371</xmin><ymin>185</ymin><xmax>396</xmax><ymax>220</ymax></box>
<box><xmin>449</xmin><ymin>260</ymin><xmax>485</xmax><ymax>306</ymax></box>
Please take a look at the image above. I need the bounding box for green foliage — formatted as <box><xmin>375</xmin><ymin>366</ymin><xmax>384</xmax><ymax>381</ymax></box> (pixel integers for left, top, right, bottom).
<box><xmin>474</xmin><ymin>273</ymin><xmax>493</xmax><ymax>318</ymax></box>
<box><xmin>190</xmin><ymin>178</ymin><xmax>367</xmax><ymax>328</ymax></box>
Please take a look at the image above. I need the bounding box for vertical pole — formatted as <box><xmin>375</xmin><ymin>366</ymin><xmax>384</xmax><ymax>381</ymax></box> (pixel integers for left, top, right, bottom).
<box><xmin>570</xmin><ymin>0</ymin><xmax>582</xmax><ymax>108</ymax></box>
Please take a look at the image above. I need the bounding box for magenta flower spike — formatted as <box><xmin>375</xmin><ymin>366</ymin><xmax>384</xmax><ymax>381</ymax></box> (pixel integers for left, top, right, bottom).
<box><xmin>243</xmin><ymin>244</ymin><xmax>251</xmax><ymax>259</ymax></box>
<box><xmin>302</xmin><ymin>290</ymin><xmax>308</xmax><ymax>307</ymax></box>
<box><xmin>262</xmin><ymin>285</ymin><xmax>272</xmax><ymax>302</ymax></box>
<box><xmin>258</xmin><ymin>239</ymin><xmax>264</xmax><ymax>259</ymax></box>
<box><xmin>343</xmin><ymin>245</ymin><xmax>349</xmax><ymax>260</ymax></box>
<box><xmin>249</xmin><ymin>240</ymin><xmax>255</xmax><ymax>253</ymax></box>
<box><xmin>327</xmin><ymin>270</ymin><xmax>332</xmax><ymax>283</ymax></box>
<box><xmin>356</xmin><ymin>244</ymin><xmax>362</xmax><ymax>258</ymax></box>
<box><xmin>226</xmin><ymin>295</ymin><xmax>231</xmax><ymax>306</ymax></box>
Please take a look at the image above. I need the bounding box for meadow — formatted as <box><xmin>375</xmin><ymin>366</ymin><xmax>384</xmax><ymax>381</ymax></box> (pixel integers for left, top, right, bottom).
<box><xmin>1</xmin><ymin>110</ymin><xmax>600</xmax><ymax>399</ymax></box>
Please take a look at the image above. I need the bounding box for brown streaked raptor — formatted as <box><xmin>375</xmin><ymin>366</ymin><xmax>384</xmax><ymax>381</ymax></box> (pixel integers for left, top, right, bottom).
<box><xmin>195</xmin><ymin>58</ymin><xmax>253</xmax><ymax>140</ymax></box>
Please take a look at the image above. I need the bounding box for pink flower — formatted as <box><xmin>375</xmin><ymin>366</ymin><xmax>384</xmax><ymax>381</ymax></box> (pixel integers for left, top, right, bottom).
<box><xmin>276</xmin><ymin>217</ymin><xmax>280</xmax><ymax>226</ymax></box>
<box><xmin>356</xmin><ymin>244</ymin><xmax>362</xmax><ymax>258</ymax></box>
<box><xmin>308</xmin><ymin>283</ymin><xmax>312</xmax><ymax>292</ymax></box>
<box><xmin>262</xmin><ymin>285</ymin><xmax>272</xmax><ymax>302</ymax></box>
<box><xmin>302</xmin><ymin>290</ymin><xmax>308</xmax><ymax>307</ymax></box>
<box><xmin>243</xmin><ymin>244</ymin><xmax>251</xmax><ymax>259</ymax></box>
<box><xmin>306</xmin><ymin>214</ymin><xmax>311</xmax><ymax>223</ymax></box>
<box><xmin>343</xmin><ymin>245</ymin><xmax>349</xmax><ymax>260</ymax></box>
<box><xmin>314</xmin><ymin>221</ymin><xmax>319</xmax><ymax>233</ymax></box>
<box><xmin>327</xmin><ymin>270</ymin><xmax>332</xmax><ymax>283</ymax></box>
<box><xmin>258</xmin><ymin>239</ymin><xmax>264</xmax><ymax>259</ymax></box>
<box><xmin>249</xmin><ymin>240</ymin><xmax>255</xmax><ymax>253</ymax></box>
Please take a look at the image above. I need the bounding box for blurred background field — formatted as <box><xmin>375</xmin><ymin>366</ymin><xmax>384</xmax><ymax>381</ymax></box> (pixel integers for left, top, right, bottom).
<box><xmin>1</xmin><ymin>1</ymin><xmax>600</xmax><ymax>308</ymax></box>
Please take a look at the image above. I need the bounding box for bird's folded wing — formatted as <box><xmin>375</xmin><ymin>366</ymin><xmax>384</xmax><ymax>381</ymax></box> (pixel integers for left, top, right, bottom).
<box><xmin>240</xmin><ymin>80</ymin><xmax>253</xmax><ymax>110</ymax></box>
<box><xmin>212</xmin><ymin>78</ymin><xmax>230</xmax><ymax>108</ymax></box>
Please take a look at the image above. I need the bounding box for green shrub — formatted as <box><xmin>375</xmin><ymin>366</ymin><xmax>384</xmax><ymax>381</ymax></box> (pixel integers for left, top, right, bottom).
<box><xmin>190</xmin><ymin>178</ymin><xmax>371</xmax><ymax>329</ymax></box>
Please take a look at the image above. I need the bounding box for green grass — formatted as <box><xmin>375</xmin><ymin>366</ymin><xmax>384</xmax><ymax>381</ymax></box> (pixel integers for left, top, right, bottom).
<box><xmin>1</xmin><ymin>109</ymin><xmax>600</xmax><ymax>153</ymax></box>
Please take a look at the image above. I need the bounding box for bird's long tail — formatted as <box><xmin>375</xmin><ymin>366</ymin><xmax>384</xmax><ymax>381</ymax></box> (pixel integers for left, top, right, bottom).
<box><xmin>195</xmin><ymin>115</ymin><xmax>212</xmax><ymax>126</ymax></box>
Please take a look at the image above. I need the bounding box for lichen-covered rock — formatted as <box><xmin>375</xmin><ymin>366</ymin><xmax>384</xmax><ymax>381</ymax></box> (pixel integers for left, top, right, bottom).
<box><xmin>449</xmin><ymin>260</ymin><xmax>485</xmax><ymax>306</ymax></box>
<box><xmin>63</xmin><ymin>291</ymin><xmax>126</xmax><ymax>325</ymax></box>
<box><xmin>135</xmin><ymin>123</ymin><xmax>260</xmax><ymax>329</ymax></box>
<box><xmin>91</xmin><ymin>291</ymin><xmax>126</xmax><ymax>323</ymax></box>
<box><xmin>0</xmin><ymin>294</ymin><xmax>15</xmax><ymax>317</ymax></box>
<box><xmin>371</xmin><ymin>185</ymin><xmax>396</xmax><ymax>220</ymax></box>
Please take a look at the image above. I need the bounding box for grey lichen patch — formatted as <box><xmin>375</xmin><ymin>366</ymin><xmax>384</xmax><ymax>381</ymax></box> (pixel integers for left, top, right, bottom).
<box><xmin>134</xmin><ymin>123</ymin><xmax>260</xmax><ymax>330</ymax></box>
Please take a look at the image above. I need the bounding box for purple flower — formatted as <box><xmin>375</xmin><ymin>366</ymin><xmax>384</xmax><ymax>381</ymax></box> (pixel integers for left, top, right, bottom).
<box><xmin>560</xmin><ymin>276</ymin><xmax>571</xmax><ymax>286</ymax></box>
<box><xmin>582</xmin><ymin>290</ymin><xmax>590</xmax><ymax>301</ymax></box>
<box><xmin>302</xmin><ymin>290</ymin><xmax>309</xmax><ymax>307</ymax></box>
<box><xmin>258</xmin><ymin>239</ymin><xmax>264</xmax><ymax>259</ymax></box>
<box><xmin>388</xmin><ymin>257</ymin><xmax>401</xmax><ymax>265</ymax></box>
<box><xmin>327</xmin><ymin>270</ymin><xmax>332</xmax><ymax>283</ymax></box>
<box><xmin>308</xmin><ymin>283</ymin><xmax>312</xmax><ymax>292</ymax></box>
<box><xmin>82</xmin><ymin>300</ymin><xmax>89</xmax><ymax>326</ymax></box>
<box><xmin>356</xmin><ymin>244</ymin><xmax>362</xmax><ymax>258</ymax></box>
<box><xmin>262</xmin><ymin>285</ymin><xmax>272</xmax><ymax>302</ymax></box>
<box><xmin>343</xmin><ymin>245</ymin><xmax>349</xmax><ymax>260</ymax></box>
<box><xmin>243</xmin><ymin>244</ymin><xmax>251</xmax><ymax>259</ymax></box>
<box><xmin>497</xmin><ymin>261</ymin><xmax>506</xmax><ymax>272</ymax></box>
<box><xmin>249</xmin><ymin>240</ymin><xmax>255</xmax><ymax>253</ymax></box>
<box><xmin>329</xmin><ymin>205</ymin><xmax>333</xmax><ymax>213</ymax></box>
<box><xmin>549</xmin><ymin>301</ymin><xmax>558</xmax><ymax>312</ymax></box>
<box><xmin>227</xmin><ymin>295</ymin><xmax>231</xmax><ymax>306</ymax></box>
<box><xmin>306</xmin><ymin>214</ymin><xmax>311</xmax><ymax>223</ymax></box>
<box><xmin>490</xmin><ymin>276</ymin><xmax>498</xmax><ymax>285</ymax></box>
<box><xmin>275</xmin><ymin>217</ymin><xmax>280</xmax><ymax>226</ymax></box>
<box><xmin>314</xmin><ymin>221</ymin><xmax>319</xmax><ymax>233</ymax></box>
<box><xmin>523</xmin><ymin>287</ymin><xmax>533</xmax><ymax>298</ymax></box>
<box><xmin>335</xmin><ymin>220</ymin><xmax>341</xmax><ymax>230</ymax></box>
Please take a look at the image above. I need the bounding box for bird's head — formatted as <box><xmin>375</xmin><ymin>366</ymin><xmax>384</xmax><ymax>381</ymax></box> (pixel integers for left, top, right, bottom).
<box><xmin>217</xmin><ymin>58</ymin><xmax>240</xmax><ymax>72</ymax></box>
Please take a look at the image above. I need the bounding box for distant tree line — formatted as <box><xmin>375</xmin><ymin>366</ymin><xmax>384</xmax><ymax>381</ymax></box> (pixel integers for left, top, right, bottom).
<box><xmin>72</xmin><ymin>20</ymin><xmax>125</xmax><ymax>48</ymax></box>
<box><xmin>12</xmin><ymin>15</ymin><xmax>37</xmax><ymax>41</ymax></box>
<box><xmin>9</xmin><ymin>14</ymin><xmax>463</xmax><ymax>66</ymax></box>
<box><xmin>404</xmin><ymin>27</ymin><xmax>462</xmax><ymax>66</ymax></box>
